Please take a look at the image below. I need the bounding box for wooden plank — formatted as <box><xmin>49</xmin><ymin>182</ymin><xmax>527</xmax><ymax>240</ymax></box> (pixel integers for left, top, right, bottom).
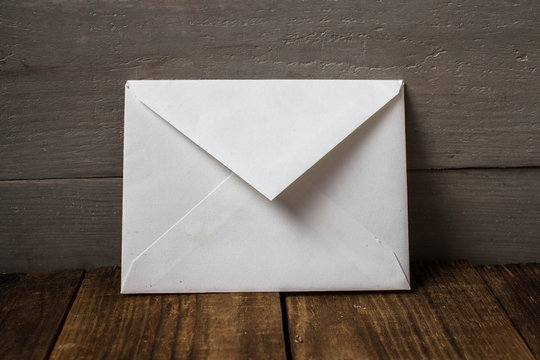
<box><xmin>285</xmin><ymin>261</ymin><xmax>534</xmax><ymax>359</ymax></box>
<box><xmin>0</xmin><ymin>178</ymin><xmax>122</xmax><ymax>273</ymax></box>
<box><xmin>0</xmin><ymin>270</ymin><xmax>83</xmax><ymax>360</ymax></box>
<box><xmin>1</xmin><ymin>1</ymin><xmax>539</xmax><ymax>180</ymax></box>
<box><xmin>408</xmin><ymin>168</ymin><xmax>540</xmax><ymax>264</ymax></box>
<box><xmin>2</xmin><ymin>168</ymin><xmax>538</xmax><ymax>273</ymax></box>
<box><xmin>49</xmin><ymin>267</ymin><xmax>286</xmax><ymax>360</ymax></box>
<box><xmin>478</xmin><ymin>264</ymin><xmax>540</xmax><ymax>357</ymax></box>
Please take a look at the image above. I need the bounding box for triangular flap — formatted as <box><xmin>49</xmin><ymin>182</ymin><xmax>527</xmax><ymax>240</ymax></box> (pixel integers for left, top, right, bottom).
<box><xmin>128</xmin><ymin>80</ymin><xmax>403</xmax><ymax>200</ymax></box>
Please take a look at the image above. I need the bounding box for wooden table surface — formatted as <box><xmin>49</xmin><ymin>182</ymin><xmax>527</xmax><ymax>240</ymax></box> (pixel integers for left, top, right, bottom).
<box><xmin>0</xmin><ymin>261</ymin><xmax>538</xmax><ymax>359</ymax></box>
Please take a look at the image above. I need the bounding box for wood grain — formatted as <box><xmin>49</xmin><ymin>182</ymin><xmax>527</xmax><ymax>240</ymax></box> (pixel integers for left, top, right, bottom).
<box><xmin>285</xmin><ymin>261</ymin><xmax>534</xmax><ymax>359</ymax></box>
<box><xmin>0</xmin><ymin>178</ymin><xmax>122</xmax><ymax>272</ymax></box>
<box><xmin>1</xmin><ymin>0</ymin><xmax>539</xmax><ymax>180</ymax></box>
<box><xmin>0</xmin><ymin>270</ymin><xmax>83</xmax><ymax>360</ymax></box>
<box><xmin>50</xmin><ymin>267</ymin><xmax>286</xmax><ymax>360</ymax></box>
<box><xmin>2</xmin><ymin>168</ymin><xmax>538</xmax><ymax>273</ymax></box>
<box><xmin>478</xmin><ymin>264</ymin><xmax>540</xmax><ymax>357</ymax></box>
<box><xmin>408</xmin><ymin>168</ymin><xmax>540</xmax><ymax>264</ymax></box>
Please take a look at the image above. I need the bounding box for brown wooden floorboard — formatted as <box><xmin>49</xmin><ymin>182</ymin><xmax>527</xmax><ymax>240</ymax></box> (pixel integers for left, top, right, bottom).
<box><xmin>49</xmin><ymin>267</ymin><xmax>286</xmax><ymax>360</ymax></box>
<box><xmin>478</xmin><ymin>264</ymin><xmax>540</xmax><ymax>358</ymax></box>
<box><xmin>0</xmin><ymin>270</ymin><xmax>83</xmax><ymax>360</ymax></box>
<box><xmin>285</xmin><ymin>261</ymin><xmax>534</xmax><ymax>359</ymax></box>
<box><xmin>1</xmin><ymin>263</ymin><xmax>538</xmax><ymax>359</ymax></box>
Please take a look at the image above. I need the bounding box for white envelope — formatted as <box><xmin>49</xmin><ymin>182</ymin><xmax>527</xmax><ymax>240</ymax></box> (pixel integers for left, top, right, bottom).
<box><xmin>121</xmin><ymin>80</ymin><xmax>409</xmax><ymax>293</ymax></box>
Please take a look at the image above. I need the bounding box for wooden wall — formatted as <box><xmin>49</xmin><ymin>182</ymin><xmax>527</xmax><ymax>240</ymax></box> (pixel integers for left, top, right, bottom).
<box><xmin>1</xmin><ymin>0</ymin><xmax>539</xmax><ymax>272</ymax></box>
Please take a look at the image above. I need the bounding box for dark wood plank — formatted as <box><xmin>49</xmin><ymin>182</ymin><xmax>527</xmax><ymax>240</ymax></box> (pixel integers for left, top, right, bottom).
<box><xmin>2</xmin><ymin>168</ymin><xmax>539</xmax><ymax>273</ymax></box>
<box><xmin>285</xmin><ymin>261</ymin><xmax>534</xmax><ymax>359</ymax></box>
<box><xmin>1</xmin><ymin>0</ymin><xmax>539</xmax><ymax>180</ymax></box>
<box><xmin>49</xmin><ymin>267</ymin><xmax>286</xmax><ymax>360</ymax></box>
<box><xmin>0</xmin><ymin>178</ymin><xmax>122</xmax><ymax>273</ymax></box>
<box><xmin>408</xmin><ymin>168</ymin><xmax>540</xmax><ymax>264</ymax></box>
<box><xmin>0</xmin><ymin>270</ymin><xmax>83</xmax><ymax>360</ymax></box>
<box><xmin>478</xmin><ymin>264</ymin><xmax>540</xmax><ymax>357</ymax></box>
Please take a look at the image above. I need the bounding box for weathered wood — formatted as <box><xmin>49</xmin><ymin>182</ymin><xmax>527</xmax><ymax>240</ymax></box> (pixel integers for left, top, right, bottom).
<box><xmin>0</xmin><ymin>178</ymin><xmax>122</xmax><ymax>273</ymax></box>
<box><xmin>408</xmin><ymin>168</ymin><xmax>540</xmax><ymax>264</ymax></box>
<box><xmin>0</xmin><ymin>270</ymin><xmax>83</xmax><ymax>360</ymax></box>
<box><xmin>2</xmin><ymin>169</ymin><xmax>538</xmax><ymax>273</ymax></box>
<box><xmin>1</xmin><ymin>0</ymin><xmax>539</xmax><ymax>180</ymax></box>
<box><xmin>285</xmin><ymin>261</ymin><xmax>534</xmax><ymax>359</ymax></box>
<box><xmin>478</xmin><ymin>264</ymin><xmax>540</xmax><ymax>357</ymax></box>
<box><xmin>50</xmin><ymin>267</ymin><xmax>286</xmax><ymax>360</ymax></box>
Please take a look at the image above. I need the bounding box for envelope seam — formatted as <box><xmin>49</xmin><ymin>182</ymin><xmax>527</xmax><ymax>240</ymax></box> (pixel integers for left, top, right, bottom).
<box><xmin>393</xmin><ymin>250</ymin><xmax>411</xmax><ymax>286</ymax></box>
<box><xmin>270</xmin><ymin>84</ymin><xmax>403</xmax><ymax>200</ymax></box>
<box><xmin>122</xmin><ymin>173</ymin><xmax>233</xmax><ymax>290</ymax></box>
<box><xmin>302</xmin><ymin>183</ymin><xmax>409</xmax><ymax>287</ymax></box>
<box><xmin>122</xmin><ymin>80</ymin><xmax>409</xmax><ymax>292</ymax></box>
<box><xmin>128</xmin><ymin>80</ymin><xmax>403</xmax><ymax>201</ymax></box>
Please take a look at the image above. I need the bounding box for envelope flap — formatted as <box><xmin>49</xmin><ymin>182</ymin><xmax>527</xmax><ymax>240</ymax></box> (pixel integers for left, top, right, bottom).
<box><xmin>128</xmin><ymin>80</ymin><xmax>403</xmax><ymax>200</ymax></box>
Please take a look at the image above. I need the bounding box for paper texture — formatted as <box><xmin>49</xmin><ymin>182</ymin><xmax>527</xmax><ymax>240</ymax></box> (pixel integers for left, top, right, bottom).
<box><xmin>121</xmin><ymin>80</ymin><xmax>409</xmax><ymax>293</ymax></box>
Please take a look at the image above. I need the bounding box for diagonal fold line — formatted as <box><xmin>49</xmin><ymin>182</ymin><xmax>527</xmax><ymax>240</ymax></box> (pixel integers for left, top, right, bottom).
<box><xmin>123</xmin><ymin>173</ymin><xmax>233</xmax><ymax>285</ymax></box>
<box><xmin>128</xmin><ymin>81</ymin><xmax>403</xmax><ymax>201</ymax></box>
<box><xmin>295</xmin><ymin>183</ymin><xmax>409</xmax><ymax>287</ymax></box>
<box><xmin>392</xmin><ymin>252</ymin><xmax>411</xmax><ymax>286</ymax></box>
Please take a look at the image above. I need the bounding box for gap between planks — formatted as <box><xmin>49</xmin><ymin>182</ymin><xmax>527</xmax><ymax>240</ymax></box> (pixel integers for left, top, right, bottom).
<box><xmin>283</xmin><ymin>261</ymin><xmax>536</xmax><ymax>359</ymax></box>
<box><xmin>2</xmin><ymin>263</ymin><xmax>536</xmax><ymax>360</ymax></box>
<box><xmin>477</xmin><ymin>264</ymin><xmax>540</xmax><ymax>358</ymax></box>
<box><xmin>49</xmin><ymin>267</ymin><xmax>287</xmax><ymax>359</ymax></box>
<box><xmin>44</xmin><ymin>271</ymin><xmax>85</xmax><ymax>360</ymax></box>
<box><xmin>0</xmin><ymin>166</ymin><xmax>539</xmax><ymax>183</ymax></box>
<box><xmin>0</xmin><ymin>270</ymin><xmax>84</xmax><ymax>360</ymax></box>
<box><xmin>280</xmin><ymin>293</ymin><xmax>293</xmax><ymax>360</ymax></box>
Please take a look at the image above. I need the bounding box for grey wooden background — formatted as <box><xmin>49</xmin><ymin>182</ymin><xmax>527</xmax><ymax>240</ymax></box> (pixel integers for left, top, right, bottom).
<box><xmin>1</xmin><ymin>0</ymin><xmax>539</xmax><ymax>272</ymax></box>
